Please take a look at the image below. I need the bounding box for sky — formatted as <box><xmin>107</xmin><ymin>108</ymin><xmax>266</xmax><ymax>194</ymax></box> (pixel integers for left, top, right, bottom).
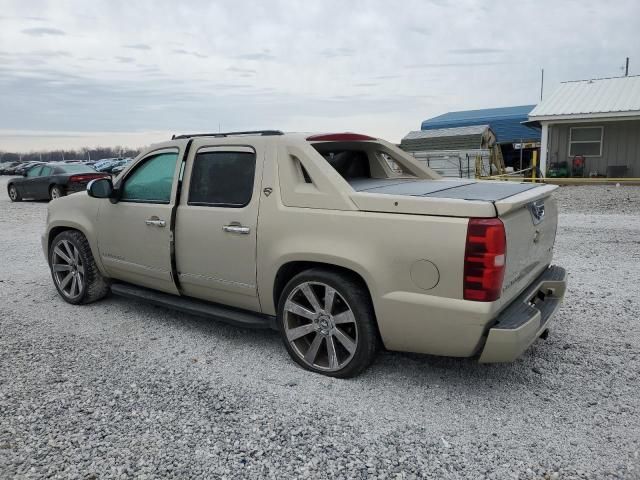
<box><xmin>1</xmin><ymin>0</ymin><xmax>639</xmax><ymax>152</ymax></box>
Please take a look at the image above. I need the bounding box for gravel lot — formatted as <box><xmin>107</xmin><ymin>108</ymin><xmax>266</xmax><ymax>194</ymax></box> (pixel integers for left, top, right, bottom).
<box><xmin>1</xmin><ymin>177</ymin><xmax>639</xmax><ymax>479</ymax></box>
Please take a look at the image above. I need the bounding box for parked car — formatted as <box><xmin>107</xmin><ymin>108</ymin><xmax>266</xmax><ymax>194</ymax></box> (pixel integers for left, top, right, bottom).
<box><xmin>110</xmin><ymin>158</ymin><xmax>133</xmax><ymax>175</ymax></box>
<box><xmin>14</xmin><ymin>161</ymin><xmax>44</xmax><ymax>176</ymax></box>
<box><xmin>95</xmin><ymin>158</ymin><xmax>130</xmax><ymax>174</ymax></box>
<box><xmin>5</xmin><ymin>163</ymin><xmax>25</xmax><ymax>175</ymax></box>
<box><xmin>42</xmin><ymin>131</ymin><xmax>567</xmax><ymax>377</ymax></box>
<box><xmin>7</xmin><ymin>163</ymin><xmax>109</xmax><ymax>201</ymax></box>
<box><xmin>0</xmin><ymin>162</ymin><xmax>20</xmax><ymax>175</ymax></box>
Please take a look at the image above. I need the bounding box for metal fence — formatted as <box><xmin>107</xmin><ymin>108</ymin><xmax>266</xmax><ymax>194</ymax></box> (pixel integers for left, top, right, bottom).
<box><xmin>407</xmin><ymin>149</ymin><xmax>492</xmax><ymax>178</ymax></box>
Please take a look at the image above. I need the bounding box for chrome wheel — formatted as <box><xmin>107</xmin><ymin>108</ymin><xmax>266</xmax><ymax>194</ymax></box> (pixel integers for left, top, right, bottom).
<box><xmin>51</xmin><ymin>239</ymin><xmax>85</xmax><ymax>300</ymax></box>
<box><xmin>284</xmin><ymin>281</ymin><xmax>358</xmax><ymax>372</ymax></box>
<box><xmin>9</xmin><ymin>186</ymin><xmax>18</xmax><ymax>201</ymax></box>
<box><xmin>51</xmin><ymin>187</ymin><xmax>62</xmax><ymax>199</ymax></box>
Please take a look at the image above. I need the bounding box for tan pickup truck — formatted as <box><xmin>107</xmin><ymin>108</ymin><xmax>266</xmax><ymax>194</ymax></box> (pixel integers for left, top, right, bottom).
<box><xmin>42</xmin><ymin>130</ymin><xmax>567</xmax><ymax>377</ymax></box>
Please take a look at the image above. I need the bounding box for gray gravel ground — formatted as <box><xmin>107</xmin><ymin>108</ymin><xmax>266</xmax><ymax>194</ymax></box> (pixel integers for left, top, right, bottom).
<box><xmin>1</xmin><ymin>178</ymin><xmax>639</xmax><ymax>479</ymax></box>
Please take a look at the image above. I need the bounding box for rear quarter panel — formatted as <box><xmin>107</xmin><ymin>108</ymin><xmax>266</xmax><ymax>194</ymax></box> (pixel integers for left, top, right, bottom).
<box><xmin>258</xmin><ymin>138</ymin><xmax>521</xmax><ymax>356</ymax></box>
<box><xmin>257</xmin><ymin>148</ymin><xmax>495</xmax><ymax>355</ymax></box>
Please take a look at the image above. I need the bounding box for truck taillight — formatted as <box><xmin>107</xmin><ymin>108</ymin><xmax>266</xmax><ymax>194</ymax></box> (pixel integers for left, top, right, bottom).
<box><xmin>464</xmin><ymin>218</ymin><xmax>506</xmax><ymax>302</ymax></box>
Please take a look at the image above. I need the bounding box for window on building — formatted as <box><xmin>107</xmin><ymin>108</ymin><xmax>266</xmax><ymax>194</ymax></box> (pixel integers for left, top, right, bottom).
<box><xmin>569</xmin><ymin>127</ymin><xmax>603</xmax><ymax>157</ymax></box>
<box><xmin>188</xmin><ymin>151</ymin><xmax>256</xmax><ymax>207</ymax></box>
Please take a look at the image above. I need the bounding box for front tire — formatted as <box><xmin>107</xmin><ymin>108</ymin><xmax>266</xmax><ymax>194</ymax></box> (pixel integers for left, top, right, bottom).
<box><xmin>8</xmin><ymin>184</ymin><xmax>21</xmax><ymax>202</ymax></box>
<box><xmin>50</xmin><ymin>185</ymin><xmax>65</xmax><ymax>200</ymax></box>
<box><xmin>277</xmin><ymin>269</ymin><xmax>378</xmax><ymax>378</ymax></box>
<box><xmin>49</xmin><ymin>230</ymin><xmax>110</xmax><ymax>305</ymax></box>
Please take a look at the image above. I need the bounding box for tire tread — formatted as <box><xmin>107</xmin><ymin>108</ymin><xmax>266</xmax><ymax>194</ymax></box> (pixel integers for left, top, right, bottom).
<box><xmin>8</xmin><ymin>184</ymin><xmax>22</xmax><ymax>202</ymax></box>
<box><xmin>50</xmin><ymin>230</ymin><xmax>109</xmax><ymax>304</ymax></box>
<box><xmin>277</xmin><ymin>268</ymin><xmax>378</xmax><ymax>378</ymax></box>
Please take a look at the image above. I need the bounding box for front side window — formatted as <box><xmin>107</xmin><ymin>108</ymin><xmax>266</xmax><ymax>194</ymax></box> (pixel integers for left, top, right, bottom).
<box><xmin>188</xmin><ymin>151</ymin><xmax>256</xmax><ymax>207</ymax></box>
<box><xmin>27</xmin><ymin>166</ymin><xmax>43</xmax><ymax>177</ymax></box>
<box><xmin>121</xmin><ymin>151</ymin><xmax>178</xmax><ymax>203</ymax></box>
<box><xmin>569</xmin><ymin>127</ymin><xmax>603</xmax><ymax>157</ymax></box>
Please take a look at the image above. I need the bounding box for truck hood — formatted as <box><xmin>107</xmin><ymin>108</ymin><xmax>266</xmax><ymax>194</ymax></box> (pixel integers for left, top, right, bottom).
<box><xmin>349</xmin><ymin>178</ymin><xmax>556</xmax><ymax>218</ymax></box>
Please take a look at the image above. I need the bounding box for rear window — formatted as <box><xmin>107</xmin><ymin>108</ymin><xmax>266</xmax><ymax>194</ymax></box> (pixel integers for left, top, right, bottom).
<box><xmin>58</xmin><ymin>165</ymin><xmax>96</xmax><ymax>174</ymax></box>
<box><xmin>320</xmin><ymin>150</ymin><xmax>371</xmax><ymax>180</ymax></box>
<box><xmin>311</xmin><ymin>143</ymin><xmax>417</xmax><ymax>182</ymax></box>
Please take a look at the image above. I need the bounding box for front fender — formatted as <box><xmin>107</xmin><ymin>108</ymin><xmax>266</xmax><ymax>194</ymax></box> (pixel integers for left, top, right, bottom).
<box><xmin>43</xmin><ymin>193</ymin><xmax>108</xmax><ymax>276</ymax></box>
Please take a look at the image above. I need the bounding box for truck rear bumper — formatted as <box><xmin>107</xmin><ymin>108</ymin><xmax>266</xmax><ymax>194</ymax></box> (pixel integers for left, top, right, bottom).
<box><xmin>478</xmin><ymin>265</ymin><xmax>567</xmax><ymax>363</ymax></box>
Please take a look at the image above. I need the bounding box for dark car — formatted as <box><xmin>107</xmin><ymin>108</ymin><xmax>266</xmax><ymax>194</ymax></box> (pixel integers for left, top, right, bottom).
<box><xmin>0</xmin><ymin>162</ymin><xmax>20</xmax><ymax>175</ymax></box>
<box><xmin>109</xmin><ymin>158</ymin><xmax>133</xmax><ymax>176</ymax></box>
<box><xmin>7</xmin><ymin>163</ymin><xmax>109</xmax><ymax>202</ymax></box>
<box><xmin>14</xmin><ymin>161</ymin><xmax>44</xmax><ymax>176</ymax></box>
<box><xmin>95</xmin><ymin>158</ymin><xmax>130</xmax><ymax>174</ymax></box>
<box><xmin>6</xmin><ymin>163</ymin><xmax>26</xmax><ymax>175</ymax></box>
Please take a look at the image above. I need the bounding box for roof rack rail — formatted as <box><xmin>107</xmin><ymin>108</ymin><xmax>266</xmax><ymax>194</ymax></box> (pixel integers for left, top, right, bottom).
<box><xmin>171</xmin><ymin>130</ymin><xmax>284</xmax><ymax>140</ymax></box>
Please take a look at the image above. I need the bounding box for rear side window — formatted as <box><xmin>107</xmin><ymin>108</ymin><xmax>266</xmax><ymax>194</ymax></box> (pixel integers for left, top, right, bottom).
<box><xmin>27</xmin><ymin>166</ymin><xmax>43</xmax><ymax>177</ymax></box>
<box><xmin>121</xmin><ymin>151</ymin><xmax>178</xmax><ymax>203</ymax></box>
<box><xmin>188</xmin><ymin>151</ymin><xmax>256</xmax><ymax>207</ymax></box>
<box><xmin>40</xmin><ymin>166</ymin><xmax>53</xmax><ymax>176</ymax></box>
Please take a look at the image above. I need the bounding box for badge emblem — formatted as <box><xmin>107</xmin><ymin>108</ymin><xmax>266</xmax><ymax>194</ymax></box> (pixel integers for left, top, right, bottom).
<box><xmin>528</xmin><ymin>199</ymin><xmax>545</xmax><ymax>225</ymax></box>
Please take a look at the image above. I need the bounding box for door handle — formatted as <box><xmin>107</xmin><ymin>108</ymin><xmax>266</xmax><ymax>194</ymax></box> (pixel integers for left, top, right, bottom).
<box><xmin>222</xmin><ymin>224</ymin><xmax>250</xmax><ymax>235</ymax></box>
<box><xmin>145</xmin><ymin>217</ymin><xmax>166</xmax><ymax>227</ymax></box>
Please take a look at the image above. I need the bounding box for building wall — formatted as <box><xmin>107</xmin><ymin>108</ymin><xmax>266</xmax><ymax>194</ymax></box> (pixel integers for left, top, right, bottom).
<box><xmin>548</xmin><ymin>120</ymin><xmax>640</xmax><ymax>177</ymax></box>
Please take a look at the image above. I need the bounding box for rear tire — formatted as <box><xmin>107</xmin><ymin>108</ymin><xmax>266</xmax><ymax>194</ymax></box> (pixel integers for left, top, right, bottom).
<box><xmin>49</xmin><ymin>230</ymin><xmax>110</xmax><ymax>305</ymax></box>
<box><xmin>50</xmin><ymin>185</ymin><xmax>65</xmax><ymax>200</ymax></box>
<box><xmin>277</xmin><ymin>268</ymin><xmax>378</xmax><ymax>378</ymax></box>
<box><xmin>8</xmin><ymin>184</ymin><xmax>21</xmax><ymax>202</ymax></box>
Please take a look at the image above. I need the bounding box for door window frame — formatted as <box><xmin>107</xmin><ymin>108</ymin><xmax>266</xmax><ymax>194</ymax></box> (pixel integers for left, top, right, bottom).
<box><xmin>118</xmin><ymin>147</ymin><xmax>180</xmax><ymax>205</ymax></box>
<box><xmin>186</xmin><ymin>145</ymin><xmax>257</xmax><ymax>209</ymax></box>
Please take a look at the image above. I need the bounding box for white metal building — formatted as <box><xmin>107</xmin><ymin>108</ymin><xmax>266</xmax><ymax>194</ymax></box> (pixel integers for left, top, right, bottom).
<box><xmin>528</xmin><ymin>75</ymin><xmax>640</xmax><ymax>177</ymax></box>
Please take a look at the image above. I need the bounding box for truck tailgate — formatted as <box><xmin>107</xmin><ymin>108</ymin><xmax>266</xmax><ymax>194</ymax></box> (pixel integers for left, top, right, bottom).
<box><xmin>349</xmin><ymin>179</ymin><xmax>546</xmax><ymax>218</ymax></box>
<box><xmin>496</xmin><ymin>185</ymin><xmax>559</xmax><ymax>309</ymax></box>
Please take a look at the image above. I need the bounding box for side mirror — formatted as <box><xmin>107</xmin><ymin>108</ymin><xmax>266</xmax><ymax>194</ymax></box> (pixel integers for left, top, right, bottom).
<box><xmin>87</xmin><ymin>177</ymin><xmax>114</xmax><ymax>199</ymax></box>
<box><xmin>22</xmin><ymin>172</ymin><xmax>28</xmax><ymax>177</ymax></box>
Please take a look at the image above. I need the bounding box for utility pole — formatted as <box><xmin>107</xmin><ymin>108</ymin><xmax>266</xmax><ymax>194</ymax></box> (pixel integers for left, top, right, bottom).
<box><xmin>519</xmin><ymin>138</ymin><xmax>523</xmax><ymax>173</ymax></box>
<box><xmin>625</xmin><ymin>57</ymin><xmax>629</xmax><ymax>76</ymax></box>
<box><xmin>540</xmin><ymin>68</ymin><xmax>544</xmax><ymax>101</ymax></box>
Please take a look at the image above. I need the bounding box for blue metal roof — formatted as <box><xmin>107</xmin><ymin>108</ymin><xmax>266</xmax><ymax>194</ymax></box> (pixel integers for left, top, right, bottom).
<box><xmin>421</xmin><ymin>105</ymin><xmax>540</xmax><ymax>144</ymax></box>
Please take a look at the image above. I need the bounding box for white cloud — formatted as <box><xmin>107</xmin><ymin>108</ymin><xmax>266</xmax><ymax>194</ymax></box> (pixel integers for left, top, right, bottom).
<box><xmin>0</xmin><ymin>0</ymin><xmax>639</xmax><ymax>151</ymax></box>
